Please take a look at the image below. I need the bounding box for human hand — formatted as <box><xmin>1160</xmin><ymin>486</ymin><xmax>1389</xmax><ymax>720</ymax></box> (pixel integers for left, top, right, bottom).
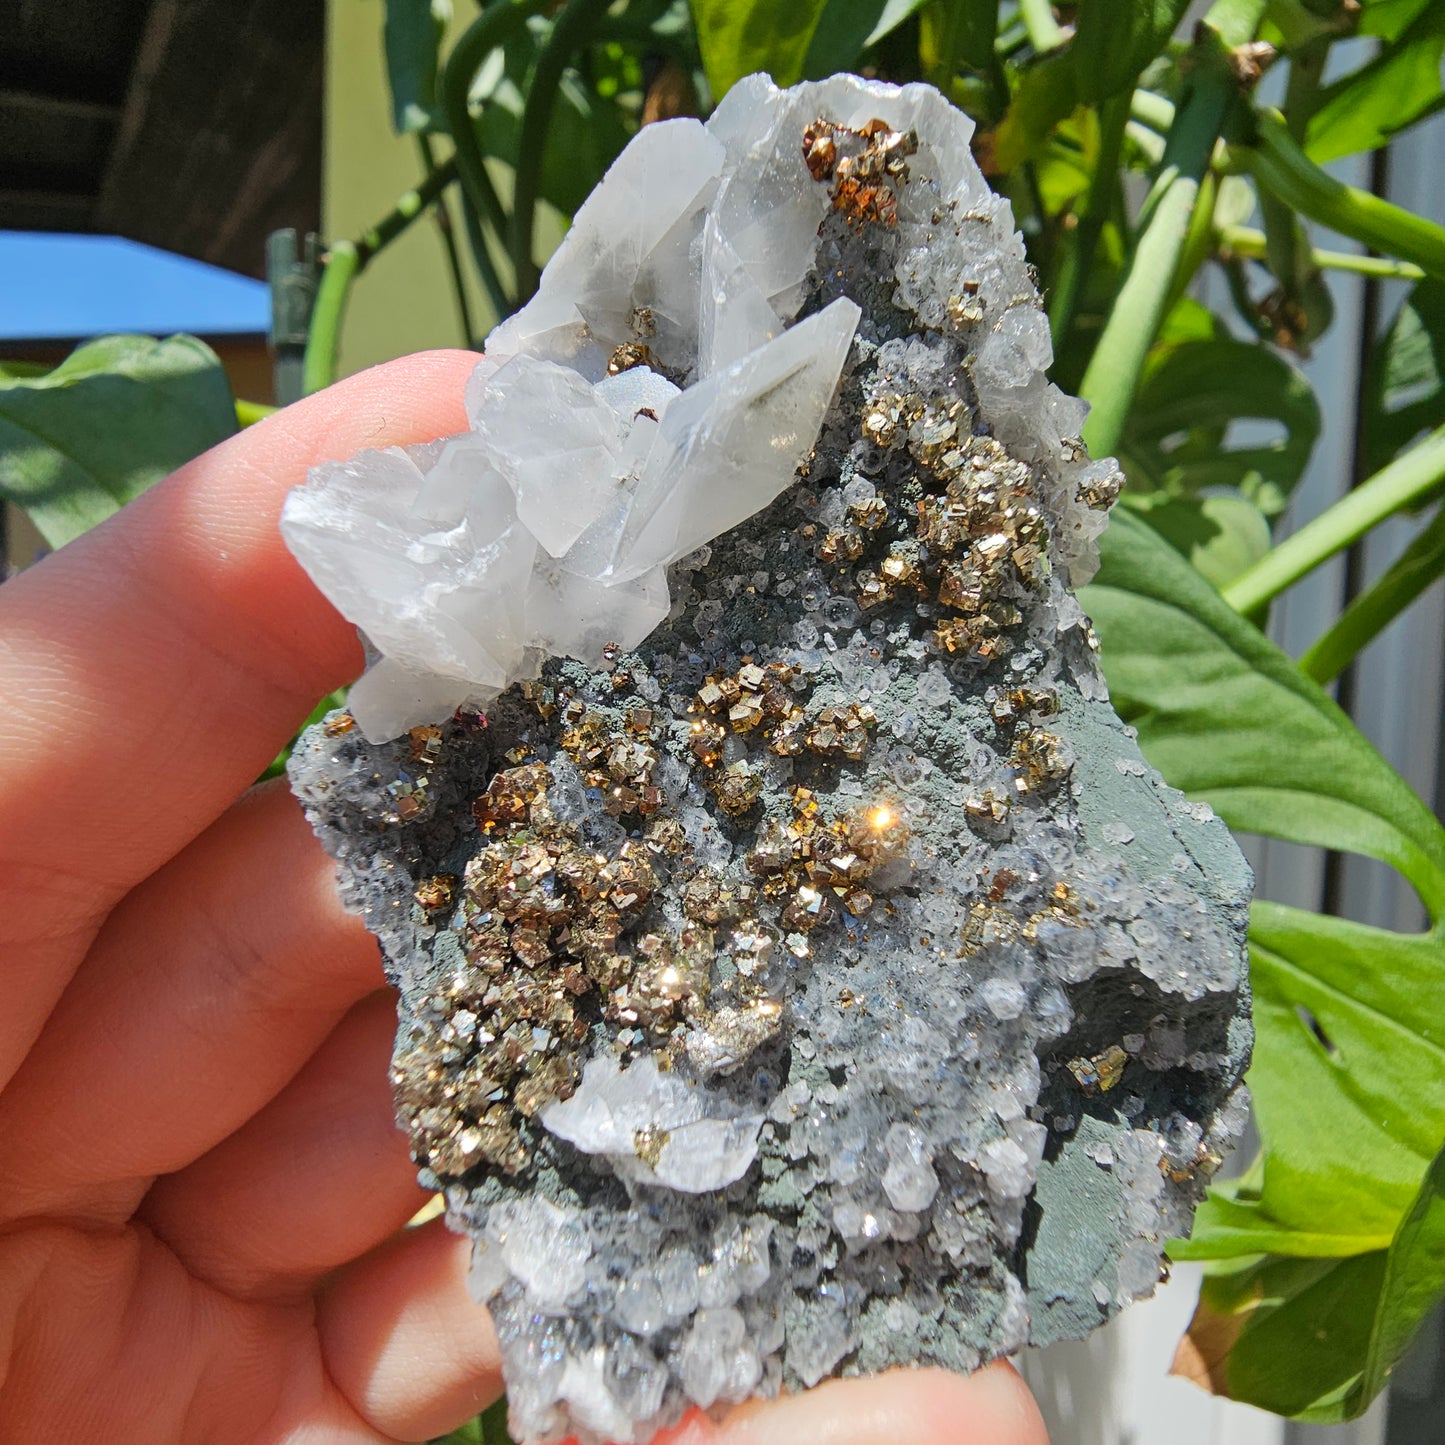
<box><xmin>0</xmin><ymin>352</ymin><xmax>1048</xmax><ymax>1445</ymax></box>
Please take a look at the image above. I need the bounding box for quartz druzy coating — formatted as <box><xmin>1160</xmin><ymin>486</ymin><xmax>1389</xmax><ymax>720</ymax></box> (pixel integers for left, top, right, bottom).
<box><xmin>286</xmin><ymin>75</ymin><xmax>1253</xmax><ymax>1445</ymax></box>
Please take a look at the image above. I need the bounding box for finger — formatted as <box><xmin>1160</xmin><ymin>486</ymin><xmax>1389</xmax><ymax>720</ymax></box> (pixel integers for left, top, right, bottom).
<box><xmin>140</xmin><ymin>989</ymin><xmax>429</xmax><ymax>1299</ymax></box>
<box><xmin>0</xmin><ymin>1219</ymin><xmax>391</xmax><ymax>1445</ymax></box>
<box><xmin>319</xmin><ymin>1217</ymin><xmax>504</xmax><ymax>1443</ymax></box>
<box><xmin>0</xmin><ymin>780</ymin><xmax>385</xmax><ymax>1222</ymax></box>
<box><xmin>0</xmin><ymin>349</ymin><xmax>475</xmax><ymax>1086</ymax></box>
<box><xmin>697</xmin><ymin>1362</ymin><xmax>1049</xmax><ymax>1445</ymax></box>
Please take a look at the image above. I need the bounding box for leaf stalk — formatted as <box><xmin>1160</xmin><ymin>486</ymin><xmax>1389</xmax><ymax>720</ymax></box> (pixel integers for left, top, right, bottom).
<box><xmin>1081</xmin><ymin>35</ymin><xmax>1236</xmax><ymax>457</ymax></box>
<box><xmin>1050</xmin><ymin>90</ymin><xmax>1130</xmax><ymax>349</ymax></box>
<box><xmin>1299</xmin><ymin>507</ymin><xmax>1445</xmax><ymax>684</ymax></box>
<box><xmin>417</xmin><ymin>134</ymin><xmax>478</xmax><ymax>347</ymax></box>
<box><xmin>511</xmin><ymin>0</ymin><xmax>613</xmax><ymax>305</ymax></box>
<box><xmin>1219</xmin><ymin>224</ymin><xmax>1425</xmax><ymax>281</ymax></box>
<box><xmin>442</xmin><ymin>0</ymin><xmax>556</xmax><ymax>314</ymax></box>
<box><xmin>1223</xmin><ymin>426</ymin><xmax>1445</xmax><ymax>616</ymax></box>
<box><xmin>300</xmin><ymin>242</ymin><xmax>360</xmax><ymax>396</ymax></box>
<box><xmin>1241</xmin><ymin>109</ymin><xmax>1445</xmax><ymax>281</ymax></box>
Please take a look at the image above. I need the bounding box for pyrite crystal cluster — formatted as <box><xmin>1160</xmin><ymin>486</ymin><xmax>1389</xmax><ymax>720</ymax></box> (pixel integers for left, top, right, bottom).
<box><xmin>285</xmin><ymin>76</ymin><xmax>1252</xmax><ymax>1445</ymax></box>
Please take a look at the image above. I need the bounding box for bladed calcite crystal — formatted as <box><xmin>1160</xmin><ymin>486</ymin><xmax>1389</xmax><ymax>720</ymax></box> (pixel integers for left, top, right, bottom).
<box><xmin>285</xmin><ymin>75</ymin><xmax>1252</xmax><ymax>1445</ymax></box>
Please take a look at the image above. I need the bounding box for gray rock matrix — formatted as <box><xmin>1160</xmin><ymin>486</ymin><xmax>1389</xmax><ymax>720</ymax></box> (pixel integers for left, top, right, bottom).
<box><xmin>289</xmin><ymin>76</ymin><xmax>1252</xmax><ymax>1445</ymax></box>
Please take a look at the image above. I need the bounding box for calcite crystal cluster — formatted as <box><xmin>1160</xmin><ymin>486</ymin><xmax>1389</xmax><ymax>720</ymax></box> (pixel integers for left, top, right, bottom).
<box><xmin>285</xmin><ymin>75</ymin><xmax>1252</xmax><ymax>1445</ymax></box>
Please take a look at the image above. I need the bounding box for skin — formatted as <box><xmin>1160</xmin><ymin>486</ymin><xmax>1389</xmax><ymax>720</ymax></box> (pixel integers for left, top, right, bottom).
<box><xmin>0</xmin><ymin>352</ymin><xmax>1050</xmax><ymax>1445</ymax></box>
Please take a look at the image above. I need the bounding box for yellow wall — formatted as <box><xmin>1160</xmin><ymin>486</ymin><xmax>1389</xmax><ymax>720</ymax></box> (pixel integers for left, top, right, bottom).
<box><xmin>324</xmin><ymin>0</ymin><xmax>495</xmax><ymax>375</ymax></box>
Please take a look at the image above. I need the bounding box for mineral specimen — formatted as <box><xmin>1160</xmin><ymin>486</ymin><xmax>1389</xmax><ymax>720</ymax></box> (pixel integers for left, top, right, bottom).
<box><xmin>286</xmin><ymin>74</ymin><xmax>1252</xmax><ymax>1445</ymax></box>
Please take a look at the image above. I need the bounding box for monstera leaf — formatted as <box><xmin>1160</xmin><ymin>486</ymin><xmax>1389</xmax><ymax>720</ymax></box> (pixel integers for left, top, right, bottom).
<box><xmin>384</xmin><ymin>0</ymin><xmax>452</xmax><ymax>133</ymax></box>
<box><xmin>1083</xmin><ymin>509</ymin><xmax>1445</xmax><ymax>1421</ymax></box>
<box><xmin>691</xmin><ymin>0</ymin><xmax>831</xmax><ymax>96</ymax></box>
<box><xmin>1364</xmin><ymin>277</ymin><xmax>1445</xmax><ymax>477</ymax></box>
<box><xmin>466</xmin><ymin>22</ymin><xmax>636</xmax><ymax>220</ymax></box>
<box><xmin>1120</xmin><ymin>330</ymin><xmax>1321</xmax><ymax>518</ymax></box>
<box><xmin>0</xmin><ymin>334</ymin><xmax>237</xmax><ymax>550</ymax></box>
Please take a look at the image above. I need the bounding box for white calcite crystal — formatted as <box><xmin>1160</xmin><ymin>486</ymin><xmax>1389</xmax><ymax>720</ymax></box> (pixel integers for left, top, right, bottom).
<box><xmin>282</xmin><ymin>94</ymin><xmax>863</xmax><ymax>743</ymax></box>
<box><xmin>542</xmin><ymin>1054</ymin><xmax>766</xmax><ymax>1193</ymax></box>
<box><xmin>288</xmin><ymin>74</ymin><xmax>1252</xmax><ymax>1445</ymax></box>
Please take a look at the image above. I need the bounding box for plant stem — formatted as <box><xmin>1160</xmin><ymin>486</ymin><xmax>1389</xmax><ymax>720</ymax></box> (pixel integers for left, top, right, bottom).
<box><xmin>1223</xmin><ymin>426</ymin><xmax>1445</xmax><ymax>616</ymax></box>
<box><xmin>1299</xmin><ymin>507</ymin><xmax>1445</xmax><ymax>684</ymax></box>
<box><xmin>1259</xmin><ymin>181</ymin><xmax>1308</xmax><ymax>294</ymax></box>
<box><xmin>301</xmin><ymin>241</ymin><xmax>360</xmax><ymax>395</ymax></box>
<box><xmin>1174</xmin><ymin>166</ymin><xmax>1228</xmax><ymax>312</ymax></box>
<box><xmin>1220</xmin><ymin>224</ymin><xmax>1425</xmax><ymax>280</ymax></box>
<box><xmin>1263</xmin><ymin>0</ymin><xmax>1339</xmax><ymax>49</ymax></box>
<box><xmin>298</xmin><ymin>161</ymin><xmax>465</xmax><ymax>395</ymax></box>
<box><xmin>417</xmin><ymin>134</ymin><xmax>477</xmax><ymax>346</ymax></box>
<box><xmin>352</xmin><ymin>157</ymin><xmax>460</xmax><ymax>266</ymax></box>
<box><xmin>456</xmin><ymin>186</ymin><xmax>511</xmax><ymax>324</ymax></box>
<box><xmin>1080</xmin><ymin>40</ymin><xmax>1235</xmax><ymax>458</ymax></box>
<box><xmin>442</xmin><ymin>0</ymin><xmax>555</xmax><ymax>314</ymax></box>
<box><xmin>235</xmin><ymin>399</ymin><xmax>276</xmax><ymax>427</ymax></box>
<box><xmin>1242</xmin><ymin>108</ymin><xmax>1445</xmax><ymax>281</ymax></box>
<box><xmin>1282</xmin><ymin>35</ymin><xmax>1328</xmax><ymax>142</ymax></box>
<box><xmin>1019</xmin><ymin>0</ymin><xmax>1064</xmax><ymax>52</ymax></box>
<box><xmin>511</xmin><ymin>0</ymin><xmax>612</xmax><ymax>305</ymax></box>
<box><xmin>928</xmin><ymin>0</ymin><xmax>967</xmax><ymax>89</ymax></box>
<box><xmin>994</xmin><ymin>13</ymin><xmax>1030</xmax><ymax>59</ymax></box>
<box><xmin>1050</xmin><ymin>90</ymin><xmax>1130</xmax><ymax>349</ymax></box>
<box><xmin>1220</xmin><ymin>253</ymin><xmax>1272</xmax><ymax>338</ymax></box>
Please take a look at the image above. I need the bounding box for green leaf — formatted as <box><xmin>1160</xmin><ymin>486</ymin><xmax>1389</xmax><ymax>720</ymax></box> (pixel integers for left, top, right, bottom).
<box><xmin>384</xmin><ymin>0</ymin><xmax>452</xmax><ymax>134</ymax></box>
<box><xmin>1172</xmin><ymin>1189</ymin><xmax>1397</xmax><ymax>1259</ymax></box>
<box><xmin>1074</xmin><ymin>0</ymin><xmax>1192</xmax><ymax>105</ymax></box>
<box><xmin>1239</xmin><ymin>909</ymin><xmax>1445</xmax><ymax>1246</ymax></box>
<box><xmin>1120</xmin><ymin>332</ymin><xmax>1322</xmax><ymax>515</ymax></box>
<box><xmin>1359</xmin><ymin>0</ymin><xmax>1437</xmax><ymax>43</ymax></box>
<box><xmin>0</xmin><ymin>334</ymin><xmax>238</xmax><ymax>549</ymax></box>
<box><xmin>1085</xmin><ymin>508</ymin><xmax>1445</xmax><ymax>1419</ymax></box>
<box><xmin>802</xmin><ymin>0</ymin><xmax>886</xmax><ymax>80</ymax></box>
<box><xmin>862</xmin><ymin>0</ymin><xmax>930</xmax><ymax>48</ymax></box>
<box><xmin>1304</xmin><ymin>4</ymin><xmax>1445</xmax><ymax>164</ymax></box>
<box><xmin>1086</xmin><ymin>510</ymin><xmax>1445</xmax><ymax>911</ymax></box>
<box><xmin>1187</xmin><ymin>1251</ymin><xmax>1390</xmax><ymax>1419</ymax></box>
<box><xmin>1184</xmin><ymin>1138</ymin><xmax>1445</xmax><ymax>1420</ymax></box>
<box><xmin>1124</xmin><ymin>492</ymin><xmax>1273</xmax><ymax>588</ymax></box>
<box><xmin>478</xmin><ymin>1395</ymin><xmax>516</xmax><ymax>1444</ymax></box>
<box><xmin>0</xmin><ymin>359</ymin><xmax>50</xmax><ymax>380</ymax></box>
<box><xmin>1363</xmin><ymin>276</ymin><xmax>1445</xmax><ymax>476</ymax></box>
<box><xmin>1359</xmin><ymin>1138</ymin><xmax>1445</xmax><ymax>1405</ymax></box>
<box><xmin>992</xmin><ymin>52</ymin><xmax>1079</xmax><ymax>170</ymax></box>
<box><xmin>801</xmin><ymin>0</ymin><xmax>936</xmax><ymax>77</ymax></box>
<box><xmin>690</xmin><ymin>0</ymin><xmax>829</xmax><ymax>97</ymax></box>
<box><xmin>469</xmin><ymin>35</ymin><xmax>635</xmax><ymax>221</ymax></box>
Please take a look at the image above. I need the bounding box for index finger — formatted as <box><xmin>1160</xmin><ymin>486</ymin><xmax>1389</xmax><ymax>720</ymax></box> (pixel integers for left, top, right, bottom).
<box><xmin>0</xmin><ymin>349</ymin><xmax>475</xmax><ymax>1079</ymax></box>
